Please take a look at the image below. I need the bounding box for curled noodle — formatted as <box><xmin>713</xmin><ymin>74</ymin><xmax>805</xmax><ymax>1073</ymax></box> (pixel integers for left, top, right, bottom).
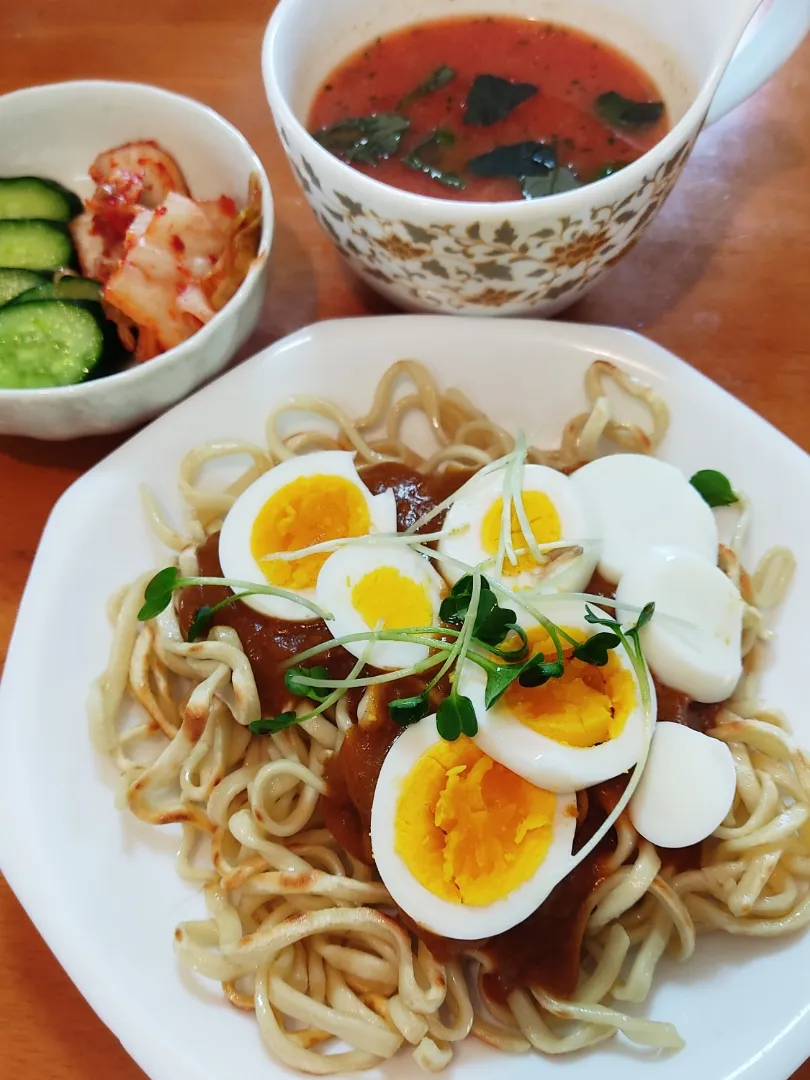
<box><xmin>89</xmin><ymin>359</ymin><xmax>808</xmax><ymax>1072</ymax></box>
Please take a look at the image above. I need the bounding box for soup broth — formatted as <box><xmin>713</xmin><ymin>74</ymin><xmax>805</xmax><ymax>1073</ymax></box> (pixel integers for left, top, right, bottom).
<box><xmin>308</xmin><ymin>16</ymin><xmax>669</xmax><ymax>203</ymax></box>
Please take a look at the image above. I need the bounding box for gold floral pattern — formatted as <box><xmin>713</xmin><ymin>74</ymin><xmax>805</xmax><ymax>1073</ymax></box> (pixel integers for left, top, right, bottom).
<box><xmin>373</xmin><ymin>235</ymin><xmax>429</xmax><ymax>260</ymax></box>
<box><xmin>471</xmin><ymin>287</ymin><xmax>524</xmax><ymax>308</ymax></box>
<box><xmin>290</xmin><ymin>138</ymin><xmax>697</xmax><ymax>314</ymax></box>
<box><xmin>547</xmin><ymin>227</ymin><xmax>612</xmax><ymax>270</ymax></box>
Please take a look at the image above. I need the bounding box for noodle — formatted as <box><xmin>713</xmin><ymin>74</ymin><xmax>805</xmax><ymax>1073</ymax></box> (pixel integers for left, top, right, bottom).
<box><xmin>89</xmin><ymin>359</ymin><xmax>808</xmax><ymax>1072</ymax></box>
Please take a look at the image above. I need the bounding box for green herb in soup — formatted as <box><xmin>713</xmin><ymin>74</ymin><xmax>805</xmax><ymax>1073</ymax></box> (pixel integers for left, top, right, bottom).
<box><xmin>463</xmin><ymin>74</ymin><xmax>538</xmax><ymax>127</ymax></box>
<box><xmin>308</xmin><ymin>16</ymin><xmax>669</xmax><ymax>203</ymax></box>
<box><xmin>314</xmin><ymin>113</ymin><xmax>411</xmax><ymax>165</ymax></box>
<box><xmin>466</xmin><ymin>142</ymin><xmax>582</xmax><ymax>201</ymax></box>
<box><xmin>403</xmin><ymin>129</ymin><xmax>467</xmax><ymax>190</ymax></box>
<box><xmin>596</xmin><ymin>91</ymin><xmax>665</xmax><ymax>130</ymax></box>
<box><xmin>398</xmin><ymin>65</ymin><xmax>456</xmax><ymax>110</ymax></box>
<box><xmin>522</xmin><ymin>166</ymin><xmax>581</xmax><ymax>199</ymax></box>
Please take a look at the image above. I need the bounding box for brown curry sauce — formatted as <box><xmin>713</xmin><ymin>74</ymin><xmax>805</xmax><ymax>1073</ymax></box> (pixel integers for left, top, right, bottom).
<box><xmin>175</xmin><ymin>462</ymin><xmax>710</xmax><ymax>1002</ymax></box>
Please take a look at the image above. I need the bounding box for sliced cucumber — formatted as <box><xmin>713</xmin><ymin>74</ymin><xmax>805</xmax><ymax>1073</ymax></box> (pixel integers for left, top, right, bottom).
<box><xmin>0</xmin><ymin>177</ymin><xmax>83</xmax><ymax>222</ymax></box>
<box><xmin>0</xmin><ymin>220</ymin><xmax>75</xmax><ymax>272</ymax></box>
<box><xmin>0</xmin><ymin>300</ymin><xmax>104</xmax><ymax>388</ymax></box>
<box><xmin>0</xmin><ymin>267</ymin><xmax>48</xmax><ymax>306</ymax></box>
<box><xmin>10</xmin><ymin>277</ymin><xmax>102</xmax><ymax>305</ymax></box>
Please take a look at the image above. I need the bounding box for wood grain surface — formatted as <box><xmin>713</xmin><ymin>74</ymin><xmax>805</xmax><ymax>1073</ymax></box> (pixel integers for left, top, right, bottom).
<box><xmin>0</xmin><ymin>2</ymin><xmax>808</xmax><ymax>1078</ymax></box>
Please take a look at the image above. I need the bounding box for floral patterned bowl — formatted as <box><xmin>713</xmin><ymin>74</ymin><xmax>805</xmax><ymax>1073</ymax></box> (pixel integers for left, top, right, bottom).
<box><xmin>263</xmin><ymin>0</ymin><xmax>808</xmax><ymax>316</ymax></box>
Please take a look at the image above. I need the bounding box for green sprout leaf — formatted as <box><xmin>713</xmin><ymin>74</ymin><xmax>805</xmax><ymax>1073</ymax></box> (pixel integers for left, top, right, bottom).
<box><xmin>627</xmin><ymin>601</ymin><xmax>656</xmax><ymax>661</ymax></box>
<box><xmin>634</xmin><ymin>601</ymin><xmax>656</xmax><ymax>633</ymax></box>
<box><xmin>249</xmin><ymin>712</ymin><xmax>299</xmax><ymax>736</ymax></box>
<box><xmin>690</xmin><ymin>469</ymin><xmax>738</xmax><ymax>508</ymax></box>
<box><xmin>464</xmin><ymin>75</ymin><xmax>538</xmax><ymax>126</ymax></box>
<box><xmin>187</xmin><ymin>605</ymin><xmax>214</xmax><ymax>643</ymax></box>
<box><xmin>571</xmin><ymin>631</ymin><xmax>621</xmax><ymax>667</ymax></box>
<box><xmin>285</xmin><ymin>665</ymin><xmax>333</xmax><ymax>703</ymax></box>
<box><xmin>472</xmin><ymin>591</ymin><xmax>517</xmax><ymax>646</ymax></box>
<box><xmin>584</xmin><ymin>601</ymin><xmax>655</xmax><ymax>665</ymax></box>
<box><xmin>436</xmin><ymin>694</ymin><xmax>478</xmax><ymax>740</ymax></box>
<box><xmin>440</xmin><ymin>574</ymin><xmax>490</xmax><ymax>625</ymax></box>
<box><xmin>596</xmin><ymin>92</ymin><xmax>664</xmax><ymax>130</ymax></box>
<box><xmin>139</xmin><ymin>568</ymin><xmax>333</xmax><ymax>626</ymax></box>
<box><xmin>584</xmin><ymin>605</ymin><xmax>621</xmax><ymax>632</ymax></box>
<box><xmin>187</xmin><ymin>592</ymin><xmax>252</xmax><ymax>641</ymax></box>
<box><xmin>454</xmin><ymin>574</ymin><xmax>484</xmax><ymax>599</ymax></box>
<box><xmin>518</xmin><ymin>657</ymin><xmax>565</xmax><ymax>688</ymax></box>
<box><xmin>458</xmin><ymin>695</ymin><xmax>479</xmax><ymax>737</ymax></box>
<box><xmin>313</xmin><ymin>113</ymin><xmax>411</xmax><ymax>165</ymax></box>
<box><xmin>389</xmin><ymin>693</ymin><xmax>431</xmax><ymax>726</ymax></box>
<box><xmin>403</xmin><ymin>129</ymin><xmax>466</xmax><ymax>190</ymax></box>
<box><xmin>484</xmin><ymin>662</ymin><xmax>524</xmax><ymax>708</ymax></box>
<box><xmin>139</xmin><ymin>566</ymin><xmax>180</xmax><ymax>621</ymax></box>
<box><xmin>484</xmin><ymin>622</ymin><xmax>529</xmax><ymax>661</ymax></box>
<box><xmin>440</xmin><ymin>576</ymin><xmax>517</xmax><ymax>648</ymax></box>
<box><xmin>436</xmin><ymin>697</ymin><xmax>461</xmax><ymax>741</ymax></box>
<box><xmin>398</xmin><ymin>65</ymin><xmax>455</xmax><ymax>110</ymax></box>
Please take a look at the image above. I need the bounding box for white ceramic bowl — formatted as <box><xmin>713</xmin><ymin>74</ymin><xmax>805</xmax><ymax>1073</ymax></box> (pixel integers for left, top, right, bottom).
<box><xmin>263</xmin><ymin>0</ymin><xmax>808</xmax><ymax>317</ymax></box>
<box><xmin>0</xmin><ymin>80</ymin><xmax>274</xmax><ymax>440</ymax></box>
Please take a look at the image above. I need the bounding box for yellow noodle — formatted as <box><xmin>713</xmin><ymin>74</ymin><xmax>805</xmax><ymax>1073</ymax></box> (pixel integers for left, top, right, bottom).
<box><xmin>90</xmin><ymin>359</ymin><xmax>809</xmax><ymax>1073</ymax></box>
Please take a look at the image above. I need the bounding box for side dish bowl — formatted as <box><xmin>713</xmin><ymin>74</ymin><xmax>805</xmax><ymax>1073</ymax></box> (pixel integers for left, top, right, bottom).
<box><xmin>0</xmin><ymin>80</ymin><xmax>274</xmax><ymax>440</ymax></box>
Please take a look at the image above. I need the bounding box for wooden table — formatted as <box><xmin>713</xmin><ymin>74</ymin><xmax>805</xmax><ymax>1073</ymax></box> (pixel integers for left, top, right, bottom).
<box><xmin>0</xmin><ymin>2</ymin><xmax>808</xmax><ymax>1077</ymax></box>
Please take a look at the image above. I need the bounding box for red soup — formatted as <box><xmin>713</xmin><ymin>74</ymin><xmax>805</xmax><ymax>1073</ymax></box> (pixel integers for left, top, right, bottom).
<box><xmin>308</xmin><ymin>16</ymin><xmax>669</xmax><ymax>203</ymax></box>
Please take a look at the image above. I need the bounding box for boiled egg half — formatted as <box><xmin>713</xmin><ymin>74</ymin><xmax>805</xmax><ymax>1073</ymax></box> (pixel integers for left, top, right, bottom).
<box><xmin>316</xmin><ymin>542</ymin><xmax>444</xmax><ymax>669</ymax></box>
<box><xmin>630</xmin><ymin>722</ymin><xmax>737</xmax><ymax>848</ymax></box>
<box><xmin>458</xmin><ymin>601</ymin><xmax>655</xmax><ymax>792</ymax></box>
<box><xmin>570</xmin><ymin>454</ymin><xmax>718</xmax><ymax>584</ymax></box>
<box><xmin>438</xmin><ymin>464</ymin><xmax>600</xmax><ymax>598</ymax></box>
<box><xmin>219</xmin><ymin>451</ymin><xmax>396</xmax><ymax>620</ymax></box>
<box><xmin>371</xmin><ymin>722</ymin><xmax>577</xmax><ymax>939</ymax></box>
<box><xmin>616</xmin><ymin>546</ymin><xmax>744</xmax><ymax>703</ymax></box>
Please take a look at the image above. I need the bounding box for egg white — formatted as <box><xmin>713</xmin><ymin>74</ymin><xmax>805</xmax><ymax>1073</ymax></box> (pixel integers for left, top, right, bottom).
<box><xmin>218</xmin><ymin>450</ymin><xmax>397</xmax><ymax>620</ymax></box>
<box><xmin>458</xmin><ymin>600</ymin><xmax>656</xmax><ymax>793</ymax></box>
<box><xmin>630</xmin><ymin>722</ymin><xmax>737</xmax><ymax>848</ymax></box>
<box><xmin>570</xmin><ymin>454</ymin><xmax>718</xmax><ymax>584</ymax></box>
<box><xmin>316</xmin><ymin>543</ymin><xmax>444</xmax><ymax>670</ymax></box>
<box><xmin>437</xmin><ymin>464</ymin><xmax>600</xmax><ymax>597</ymax></box>
<box><xmin>371</xmin><ymin>719</ymin><xmax>577</xmax><ymax>940</ymax></box>
<box><xmin>616</xmin><ymin>546</ymin><xmax>744</xmax><ymax>703</ymax></box>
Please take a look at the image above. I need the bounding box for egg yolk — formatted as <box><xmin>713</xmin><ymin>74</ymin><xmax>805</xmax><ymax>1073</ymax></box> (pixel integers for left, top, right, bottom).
<box><xmin>481</xmin><ymin>492</ymin><xmax>562</xmax><ymax>576</ymax></box>
<box><xmin>395</xmin><ymin>736</ymin><xmax>557</xmax><ymax>906</ymax></box>
<box><xmin>351</xmin><ymin>566</ymin><xmax>433</xmax><ymax>631</ymax></box>
<box><xmin>251</xmin><ymin>475</ymin><xmax>370</xmax><ymax>590</ymax></box>
<box><xmin>505</xmin><ymin>626</ymin><xmax>636</xmax><ymax>747</ymax></box>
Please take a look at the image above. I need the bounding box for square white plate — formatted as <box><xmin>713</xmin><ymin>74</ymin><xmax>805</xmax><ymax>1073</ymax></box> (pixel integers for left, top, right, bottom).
<box><xmin>1</xmin><ymin>315</ymin><xmax>809</xmax><ymax>1080</ymax></box>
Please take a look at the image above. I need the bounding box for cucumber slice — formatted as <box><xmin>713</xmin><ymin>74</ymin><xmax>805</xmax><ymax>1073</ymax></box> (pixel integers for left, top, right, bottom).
<box><xmin>10</xmin><ymin>277</ymin><xmax>102</xmax><ymax>305</ymax></box>
<box><xmin>0</xmin><ymin>220</ymin><xmax>75</xmax><ymax>272</ymax></box>
<box><xmin>0</xmin><ymin>300</ymin><xmax>104</xmax><ymax>388</ymax></box>
<box><xmin>0</xmin><ymin>267</ymin><xmax>47</xmax><ymax>306</ymax></box>
<box><xmin>0</xmin><ymin>177</ymin><xmax>83</xmax><ymax>222</ymax></box>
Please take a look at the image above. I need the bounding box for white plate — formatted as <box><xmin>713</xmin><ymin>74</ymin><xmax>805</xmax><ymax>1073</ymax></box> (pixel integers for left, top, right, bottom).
<box><xmin>1</xmin><ymin>315</ymin><xmax>809</xmax><ymax>1080</ymax></box>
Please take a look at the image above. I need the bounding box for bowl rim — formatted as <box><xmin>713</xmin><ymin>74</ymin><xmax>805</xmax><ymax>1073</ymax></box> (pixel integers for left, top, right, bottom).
<box><xmin>0</xmin><ymin>79</ymin><xmax>275</xmax><ymax>402</ymax></box>
<box><xmin>261</xmin><ymin>0</ymin><xmax>736</xmax><ymax>217</ymax></box>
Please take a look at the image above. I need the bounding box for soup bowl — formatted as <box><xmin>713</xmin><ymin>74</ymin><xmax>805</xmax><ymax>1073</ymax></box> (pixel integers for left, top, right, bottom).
<box><xmin>263</xmin><ymin>0</ymin><xmax>808</xmax><ymax>317</ymax></box>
